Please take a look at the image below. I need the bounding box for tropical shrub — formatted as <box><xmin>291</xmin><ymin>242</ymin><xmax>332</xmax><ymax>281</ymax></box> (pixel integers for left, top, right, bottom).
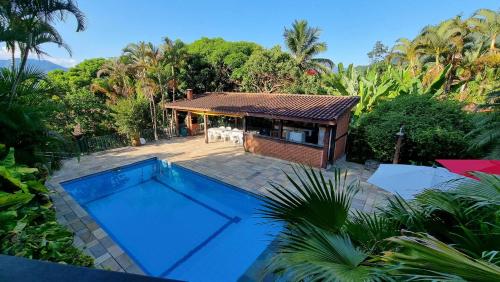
<box><xmin>260</xmin><ymin>166</ymin><xmax>500</xmax><ymax>281</ymax></box>
<box><xmin>0</xmin><ymin>146</ymin><xmax>93</xmax><ymax>266</ymax></box>
<box><xmin>466</xmin><ymin>89</ymin><xmax>500</xmax><ymax>158</ymax></box>
<box><xmin>351</xmin><ymin>94</ymin><xmax>473</xmax><ymax>164</ymax></box>
<box><xmin>63</xmin><ymin>89</ymin><xmax>114</xmax><ymax>136</ymax></box>
<box><xmin>379</xmin><ymin>173</ymin><xmax>500</xmax><ymax>258</ymax></box>
<box><xmin>0</xmin><ymin>67</ymin><xmax>70</xmax><ymax>166</ymax></box>
<box><xmin>259</xmin><ymin>166</ymin><xmax>388</xmax><ymax>280</ymax></box>
<box><xmin>111</xmin><ymin>96</ymin><xmax>150</xmax><ymax>138</ymax></box>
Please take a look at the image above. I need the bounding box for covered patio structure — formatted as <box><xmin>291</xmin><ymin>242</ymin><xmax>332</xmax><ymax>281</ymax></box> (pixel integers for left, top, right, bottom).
<box><xmin>164</xmin><ymin>90</ymin><xmax>359</xmax><ymax>168</ymax></box>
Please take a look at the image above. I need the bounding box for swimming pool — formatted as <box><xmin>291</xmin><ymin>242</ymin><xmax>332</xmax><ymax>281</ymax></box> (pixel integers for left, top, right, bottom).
<box><xmin>61</xmin><ymin>158</ymin><xmax>280</xmax><ymax>281</ymax></box>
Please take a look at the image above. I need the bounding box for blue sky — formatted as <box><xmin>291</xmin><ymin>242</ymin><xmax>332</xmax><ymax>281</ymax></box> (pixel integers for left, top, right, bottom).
<box><xmin>3</xmin><ymin>0</ymin><xmax>498</xmax><ymax>67</ymax></box>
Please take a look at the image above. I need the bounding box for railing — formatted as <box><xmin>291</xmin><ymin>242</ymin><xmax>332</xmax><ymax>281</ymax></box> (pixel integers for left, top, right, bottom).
<box><xmin>37</xmin><ymin>127</ymin><xmax>178</xmax><ymax>169</ymax></box>
<box><xmin>76</xmin><ymin>133</ymin><xmax>129</xmax><ymax>155</ymax></box>
<box><xmin>141</xmin><ymin>127</ymin><xmax>176</xmax><ymax>141</ymax></box>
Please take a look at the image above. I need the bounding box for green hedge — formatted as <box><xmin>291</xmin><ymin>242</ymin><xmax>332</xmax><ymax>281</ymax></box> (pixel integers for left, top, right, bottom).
<box><xmin>348</xmin><ymin>94</ymin><xmax>473</xmax><ymax>164</ymax></box>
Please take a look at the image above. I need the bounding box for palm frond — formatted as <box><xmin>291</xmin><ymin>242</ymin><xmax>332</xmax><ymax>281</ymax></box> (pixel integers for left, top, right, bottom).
<box><xmin>379</xmin><ymin>195</ymin><xmax>428</xmax><ymax>232</ymax></box>
<box><xmin>452</xmin><ymin>172</ymin><xmax>500</xmax><ymax>208</ymax></box>
<box><xmin>382</xmin><ymin>232</ymin><xmax>500</xmax><ymax>281</ymax></box>
<box><xmin>347</xmin><ymin>211</ymin><xmax>400</xmax><ymax>253</ymax></box>
<box><xmin>267</xmin><ymin>223</ymin><xmax>385</xmax><ymax>281</ymax></box>
<box><xmin>259</xmin><ymin>165</ymin><xmax>359</xmax><ymax>233</ymax></box>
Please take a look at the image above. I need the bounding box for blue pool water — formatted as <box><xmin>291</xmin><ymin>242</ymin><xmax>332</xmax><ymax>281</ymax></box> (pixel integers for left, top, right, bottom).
<box><xmin>61</xmin><ymin>158</ymin><xmax>280</xmax><ymax>281</ymax></box>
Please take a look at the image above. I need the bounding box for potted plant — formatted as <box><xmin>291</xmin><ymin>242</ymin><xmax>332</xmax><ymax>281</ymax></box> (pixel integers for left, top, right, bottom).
<box><xmin>130</xmin><ymin>132</ymin><xmax>141</xmax><ymax>146</ymax></box>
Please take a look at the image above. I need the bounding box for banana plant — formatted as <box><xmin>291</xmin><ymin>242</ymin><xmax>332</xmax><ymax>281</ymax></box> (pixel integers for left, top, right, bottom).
<box><xmin>354</xmin><ymin>66</ymin><xmax>397</xmax><ymax>117</ymax></box>
<box><xmin>323</xmin><ymin>63</ymin><xmax>360</xmax><ymax>96</ymax></box>
<box><xmin>0</xmin><ymin>146</ymin><xmax>47</xmax><ymax>209</ymax></box>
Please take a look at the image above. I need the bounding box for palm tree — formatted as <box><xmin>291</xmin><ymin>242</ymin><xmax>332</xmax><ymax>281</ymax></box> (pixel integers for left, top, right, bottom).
<box><xmin>136</xmin><ymin>78</ymin><xmax>159</xmax><ymax>141</ymax></box>
<box><xmin>283</xmin><ymin>20</ymin><xmax>333</xmax><ymax>73</ymax></box>
<box><xmin>122</xmin><ymin>42</ymin><xmax>161</xmax><ymax>140</ymax></box>
<box><xmin>416</xmin><ymin>20</ymin><xmax>463</xmax><ymax>88</ymax></box>
<box><xmin>94</xmin><ymin>59</ymin><xmax>134</xmax><ymax>102</ymax></box>
<box><xmin>161</xmin><ymin>37</ymin><xmax>188</xmax><ymax>102</ymax></box>
<box><xmin>468</xmin><ymin>9</ymin><xmax>500</xmax><ymax>52</ymax></box>
<box><xmin>391</xmin><ymin>38</ymin><xmax>421</xmax><ymax>75</ymax></box>
<box><xmin>9</xmin><ymin>20</ymin><xmax>71</xmax><ymax>105</ymax></box>
<box><xmin>122</xmin><ymin>42</ymin><xmax>155</xmax><ymax>78</ymax></box>
<box><xmin>145</xmin><ymin>44</ymin><xmax>169</xmax><ymax>124</ymax></box>
<box><xmin>416</xmin><ymin>22</ymin><xmax>455</xmax><ymax>67</ymax></box>
<box><xmin>0</xmin><ymin>0</ymin><xmax>86</xmax><ymax>104</ymax></box>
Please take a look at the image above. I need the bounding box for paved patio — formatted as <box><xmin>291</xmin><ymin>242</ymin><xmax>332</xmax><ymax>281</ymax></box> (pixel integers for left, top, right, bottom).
<box><xmin>46</xmin><ymin>136</ymin><xmax>390</xmax><ymax>277</ymax></box>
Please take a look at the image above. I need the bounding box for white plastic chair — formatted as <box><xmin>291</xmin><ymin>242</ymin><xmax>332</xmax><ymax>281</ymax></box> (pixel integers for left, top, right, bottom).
<box><xmin>222</xmin><ymin>130</ymin><xmax>232</xmax><ymax>142</ymax></box>
<box><xmin>207</xmin><ymin>128</ymin><xmax>216</xmax><ymax>142</ymax></box>
<box><xmin>230</xmin><ymin>131</ymin><xmax>239</xmax><ymax>144</ymax></box>
<box><xmin>213</xmin><ymin>129</ymin><xmax>222</xmax><ymax>141</ymax></box>
<box><xmin>237</xmin><ymin>133</ymin><xmax>244</xmax><ymax>145</ymax></box>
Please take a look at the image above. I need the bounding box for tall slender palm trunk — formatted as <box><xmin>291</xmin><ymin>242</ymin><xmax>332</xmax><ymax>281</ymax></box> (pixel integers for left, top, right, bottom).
<box><xmin>170</xmin><ymin>65</ymin><xmax>177</xmax><ymax>135</ymax></box>
<box><xmin>158</xmin><ymin>73</ymin><xmax>165</xmax><ymax>126</ymax></box>
<box><xmin>171</xmin><ymin>65</ymin><xmax>176</xmax><ymax>102</ymax></box>
<box><xmin>10</xmin><ymin>36</ymin><xmax>31</xmax><ymax>107</ymax></box>
<box><xmin>149</xmin><ymin>98</ymin><xmax>158</xmax><ymax>141</ymax></box>
<box><xmin>490</xmin><ymin>33</ymin><xmax>497</xmax><ymax>51</ymax></box>
<box><xmin>11</xmin><ymin>45</ymin><xmax>16</xmax><ymax>73</ymax></box>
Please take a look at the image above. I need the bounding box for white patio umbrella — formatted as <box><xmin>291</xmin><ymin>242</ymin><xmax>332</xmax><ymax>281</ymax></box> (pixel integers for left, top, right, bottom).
<box><xmin>367</xmin><ymin>164</ymin><xmax>465</xmax><ymax>200</ymax></box>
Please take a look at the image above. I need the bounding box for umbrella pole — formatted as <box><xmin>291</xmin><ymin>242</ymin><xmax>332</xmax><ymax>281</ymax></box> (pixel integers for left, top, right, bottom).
<box><xmin>393</xmin><ymin>125</ymin><xmax>404</xmax><ymax>164</ymax></box>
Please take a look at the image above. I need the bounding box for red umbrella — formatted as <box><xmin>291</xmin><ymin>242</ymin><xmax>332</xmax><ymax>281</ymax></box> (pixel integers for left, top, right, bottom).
<box><xmin>436</xmin><ymin>159</ymin><xmax>500</xmax><ymax>180</ymax></box>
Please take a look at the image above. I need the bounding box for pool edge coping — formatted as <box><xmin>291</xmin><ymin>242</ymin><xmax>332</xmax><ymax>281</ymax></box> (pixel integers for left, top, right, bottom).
<box><xmin>46</xmin><ymin>178</ymin><xmax>146</xmax><ymax>276</ymax></box>
<box><xmin>45</xmin><ymin>155</ymin><xmax>277</xmax><ymax>279</ymax></box>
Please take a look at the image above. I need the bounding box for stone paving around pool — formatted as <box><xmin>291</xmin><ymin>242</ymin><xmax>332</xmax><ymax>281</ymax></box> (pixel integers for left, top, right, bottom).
<box><xmin>45</xmin><ymin>136</ymin><xmax>391</xmax><ymax>277</ymax></box>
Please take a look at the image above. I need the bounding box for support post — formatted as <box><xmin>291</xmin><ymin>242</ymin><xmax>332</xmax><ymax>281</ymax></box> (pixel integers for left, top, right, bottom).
<box><xmin>243</xmin><ymin>117</ymin><xmax>247</xmax><ymax>132</ymax></box>
<box><xmin>204</xmin><ymin>113</ymin><xmax>208</xmax><ymax>144</ymax></box>
<box><xmin>279</xmin><ymin>120</ymin><xmax>284</xmax><ymax>139</ymax></box>
<box><xmin>393</xmin><ymin>125</ymin><xmax>404</xmax><ymax>164</ymax></box>
<box><xmin>173</xmin><ymin>110</ymin><xmax>179</xmax><ymax>136</ymax></box>
<box><xmin>186</xmin><ymin>111</ymin><xmax>192</xmax><ymax>135</ymax></box>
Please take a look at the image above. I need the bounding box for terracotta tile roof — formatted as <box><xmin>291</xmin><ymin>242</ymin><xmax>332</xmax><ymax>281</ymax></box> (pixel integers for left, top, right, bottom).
<box><xmin>164</xmin><ymin>92</ymin><xmax>359</xmax><ymax>124</ymax></box>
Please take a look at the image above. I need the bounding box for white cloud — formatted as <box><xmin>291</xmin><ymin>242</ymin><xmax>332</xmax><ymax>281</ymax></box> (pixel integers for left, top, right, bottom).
<box><xmin>0</xmin><ymin>46</ymin><xmax>78</xmax><ymax>68</ymax></box>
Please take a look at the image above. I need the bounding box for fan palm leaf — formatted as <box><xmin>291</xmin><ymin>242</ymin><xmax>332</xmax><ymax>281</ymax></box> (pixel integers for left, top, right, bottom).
<box><xmin>267</xmin><ymin>223</ymin><xmax>385</xmax><ymax>282</ymax></box>
<box><xmin>452</xmin><ymin>172</ymin><xmax>500</xmax><ymax>208</ymax></box>
<box><xmin>382</xmin><ymin>232</ymin><xmax>500</xmax><ymax>281</ymax></box>
<box><xmin>259</xmin><ymin>166</ymin><xmax>359</xmax><ymax>233</ymax></box>
<box><xmin>347</xmin><ymin>211</ymin><xmax>400</xmax><ymax>253</ymax></box>
<box><xmin>379</xmin><ymin>195</ymin><xmax>429</xmax><ymax>232</ymax></box>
